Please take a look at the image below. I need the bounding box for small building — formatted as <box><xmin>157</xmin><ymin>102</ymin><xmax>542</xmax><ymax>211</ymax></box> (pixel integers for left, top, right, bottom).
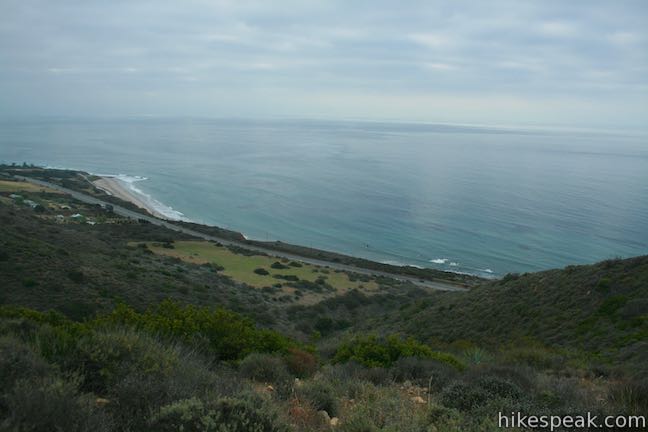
<box><xmin>71</xmin><ymin>213</ymin><xmax>86</xmax><ymax>222</ymax></box>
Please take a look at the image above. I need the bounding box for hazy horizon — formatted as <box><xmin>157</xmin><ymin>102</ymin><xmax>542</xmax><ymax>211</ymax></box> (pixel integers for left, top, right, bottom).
<box><xmin>1</xmin><ymin>1</ymin><xmax>647</xmax><ymax>130</ymax></box>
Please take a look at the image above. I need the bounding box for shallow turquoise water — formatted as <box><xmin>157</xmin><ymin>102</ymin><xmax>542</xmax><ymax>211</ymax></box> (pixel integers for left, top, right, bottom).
<box><xmin>1</xmin><ymin>118</ymin><xmax>647</xmax><ymax>277</ymax></box>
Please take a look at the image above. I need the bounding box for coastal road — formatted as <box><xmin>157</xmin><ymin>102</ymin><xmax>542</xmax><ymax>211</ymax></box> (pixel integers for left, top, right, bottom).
<box><xmin>17</xmin><ymin>175</ymin><xmax>467</xmax><ymax>292</ymax></box>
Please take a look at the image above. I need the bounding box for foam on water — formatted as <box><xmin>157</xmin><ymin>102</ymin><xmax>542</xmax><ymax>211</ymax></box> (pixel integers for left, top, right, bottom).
<box><xmin>102</xmin><ymin>174</ymin><xmax>190</xmax><ymax>222</ymax></box>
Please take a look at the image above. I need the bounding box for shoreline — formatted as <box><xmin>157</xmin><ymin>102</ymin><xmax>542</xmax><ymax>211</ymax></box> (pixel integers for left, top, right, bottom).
<box><xmin>93</xmin><ymin>176</ymin><xmax>184</xmax><ymax>221</ymax></box>
<box><xmin>93</xmin><ymin>174</ymin><xmax>494</xmax><ymax>279</ymax></box>
<box><xmin>6</xmin><ymin>165</ymin><xmax>486</xmax><ymax>285</ymax></box>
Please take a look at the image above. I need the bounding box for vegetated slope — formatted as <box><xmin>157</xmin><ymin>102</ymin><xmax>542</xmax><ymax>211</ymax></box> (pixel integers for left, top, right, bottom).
<box><xmin>373</xmin><ymin>256</ymin><xmax>648</xmax><ymax>372</ymax></box>
<box><xmin>0</xmin><ymin>203</ymin><xmax>281</xmax><ymax>326</ymax></box>
<box><xmin>2</xmin><ymin>185</ymin><xmax>648</xmax><ymax>429</ymax></box>
<box><xmin>0</xmin><ymin>198</ymin><xmax>425</xmax><ymax>337</ymax></box>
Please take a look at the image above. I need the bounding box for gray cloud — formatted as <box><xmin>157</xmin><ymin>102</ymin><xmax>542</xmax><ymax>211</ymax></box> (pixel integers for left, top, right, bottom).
<box><xmin>1</xmin><ymin>0</ymin><xmax>646</xmax><ymax>128</ymax></box>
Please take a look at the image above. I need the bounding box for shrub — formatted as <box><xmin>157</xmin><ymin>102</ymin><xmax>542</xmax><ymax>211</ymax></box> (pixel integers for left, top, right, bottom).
<box><xmin>475</xmin><ymin>376</ymin><xmax>523</xmax><ymax>399</ymax></box>
<box><xmin>595</xmin><ymin>277</ymin><xmax>611</xmax><ymax>294</ymax></box>
<box><xmin>72</xmin><ymin>328</ymin><xmax>184</xmax><ymax>392</ymax></box>
<box><xmin>288</xmin><ymin>279</ymin><xmax>334</xmax><ymax>293</ymax></box>
<box><xmin>254</xmin><ymin>268</ymin><xmax>270</xmax><ymax>275</ymax></box>
<box><xmin>334</xmin><ymin>334</ymin><xmax>464</xmax><ymax>370</ymax></box>
<box><xmin>67</xmin><ymin>270</ymin><xmax>85</xmax><ymax>283</ymax></box>
<box><xmin>285</xmin><ymin>347</ymin><xmax>318</xmax><ymax>378</ymax></box>
<box><xmin>440</xmin><ymin>382</ymin><xmax>489</xmax><ymax>411</ymax></box>
<box><xmin>390</xmin><ymin>356</ymin><xmax>458</xmax><ymax>388</ymax></box>
<box><xmin>4</xmin><ymin>376</ymin><xmax>113</xmax><ymax>432</ymax></box>
<box><xmin>109</xmin><ymin>371</ymin><xmax>170</xmax><ymax>431</ymax></box>
<box><xmin>501</xmin><ymin>346</ymin><xmax>564</xmax><ymax>370</ymax></box>
<box><xmin>97</xmin><ymin>300</ymin><xmax>294</xmax><ymax>361</ymax></box>
<box><xmin>239</xmin><ymin>353</ymin><xmax>291</xmax><ymax>384</ymax></box>
<box><xmin>297</xmin><ymin>380</ymin><xmax>338</xmax><ymax>416</ymax></box>
<box><xmin>463</xmin><ymin>347</ymin><xmax>493</xmax><ymax>365</ymax></box>
<box><xmin>0</xmin><ymin>335</ymin><xmax>53</xmax><ymax>390</ymax></box>
<box><xmin>149</xmin><ymin>395</ymin><xmax>289</xmax><ymax>432</ymax></box>
<box><xmin>598</xmin><ymin>295</ymin><xmax>628</xmax><ymax>317</ymax></box>
<box><xmin>337</xmin><ymin>384</ymin><xmax>428</xmax><ymax>431</ymax></box>
<box><xmin>464</xmin><ymin>364</ymin><xmax>535</xmax><ymax>393</ymax></box>
<box><xmin>271</xmin><ymin>262</ymin><xmax>289</xmax><ymax>270</ymax></box>
<box><xmin>609</xmin><ymin>378</ymin><xmax>648</xmax><ymax>414</ymax></box>
<box><xmin>287</xmin><ymin>398</ymin><xmax>329</xmax><ymax>431</ymax></box>
<box><xmin>273</xmin><ymin>274</ymin><xmax>299</xmax><ymax>281</ymax></box>
<box><xmin>426</xmin><ymin>404</ymin><xmax>464</xmax><ymax>431</ymax></box>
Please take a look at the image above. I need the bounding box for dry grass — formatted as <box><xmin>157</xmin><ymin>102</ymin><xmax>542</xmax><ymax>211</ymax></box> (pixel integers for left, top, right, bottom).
<box><xmin>0</xmin><ymin>180</ymin><xmax>61</xmax><ymax>194</ymax></box>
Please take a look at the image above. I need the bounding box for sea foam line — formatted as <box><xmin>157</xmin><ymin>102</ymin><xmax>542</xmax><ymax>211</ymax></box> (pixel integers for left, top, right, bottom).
<box><xmin>98</xmin><ymin>173</ymin><xmax>191</xmax><ymax>222</ymax></box>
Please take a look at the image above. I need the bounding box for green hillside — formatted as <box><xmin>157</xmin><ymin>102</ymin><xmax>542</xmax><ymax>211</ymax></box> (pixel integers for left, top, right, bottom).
<box><xmin>1</xmin><ymin>173</ymin><xmax>647</xmax><ymax>431</ymax></box>
<box><xmin>370</xmin><ymin>257</ymin><xmax>648</xmax><ymax>373</ymax></box>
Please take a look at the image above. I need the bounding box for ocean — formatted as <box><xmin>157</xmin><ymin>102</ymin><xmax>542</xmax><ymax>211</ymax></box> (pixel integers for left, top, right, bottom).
<box><xmin>1</xmin><ymin>117</ymin><xmax>647</xmax><ymax>278</ymax></box>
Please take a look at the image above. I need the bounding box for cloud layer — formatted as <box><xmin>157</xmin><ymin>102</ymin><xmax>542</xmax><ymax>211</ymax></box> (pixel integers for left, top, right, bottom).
<box><xmin>1</xmin><ymin>0</ymin><xmax>647</xmax><ymax>128</ymax></box>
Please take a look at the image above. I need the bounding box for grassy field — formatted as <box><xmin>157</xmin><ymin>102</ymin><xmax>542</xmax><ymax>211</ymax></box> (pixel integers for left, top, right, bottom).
<box><xmin>144</xmin><ymin>240</ymin><xmax>379</xmax><ymax>302</ymax></box>
<box><xmin>0</xmin><ymin>179</ymin><xmax>61</xmax><ymax>193</ymax></box>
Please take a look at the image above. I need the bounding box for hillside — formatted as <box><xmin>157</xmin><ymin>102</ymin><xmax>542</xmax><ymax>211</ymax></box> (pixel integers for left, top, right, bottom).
<box><xmin>367</xmin><ymin>257</ymin><xmax>648</xmax><ymax>373</ymax></box>
<box><xmin>1</xmin><ymin>173</ymin><xmax>647</xmax><ymax>431</ymax></box>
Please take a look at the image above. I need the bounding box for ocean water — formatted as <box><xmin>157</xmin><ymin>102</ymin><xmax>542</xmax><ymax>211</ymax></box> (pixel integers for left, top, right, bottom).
<box><xmin>1</xmin><ymin>117</ymin><xmax>647</xmax><ymax>278</ymax></box>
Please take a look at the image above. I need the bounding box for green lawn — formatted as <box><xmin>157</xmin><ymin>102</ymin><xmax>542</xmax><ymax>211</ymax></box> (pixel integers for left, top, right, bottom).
<box><xmin>145</xmin><ymin>240</ymin><xmax>378</xmax><ymax>292</ymax></box>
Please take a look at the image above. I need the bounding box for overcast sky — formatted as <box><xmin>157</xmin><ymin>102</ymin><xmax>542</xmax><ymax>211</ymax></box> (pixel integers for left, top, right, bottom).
<box><xmin>1</xmin><ymin>0</ymin><xmax>647</xmax><ymax>129</ymax></box>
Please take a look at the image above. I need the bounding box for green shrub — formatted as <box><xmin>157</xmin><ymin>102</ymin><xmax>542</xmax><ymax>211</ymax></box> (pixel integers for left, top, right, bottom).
<box><xmin>440</xmin><ymin>382</ymin><xmax>489</xmax><ymax>411</ymax></box>
<box><xmin>109</xmin><ymin>371</ymin><xmax>170</xmax><ymax>430</ymax></box>
<box><xmin>271</xmin><ymin>262</ymin><xmax>289</xmax><ymax>270</ymax></box>
<box><xmin>464</xmin><ymin>364</ymin><xmax>535</xmax><ymax>393</ymax></box>
<box><xmin>334</xmin><ymin>334</ymin><xmax>464</xmax><ymax>370</ymax></box>
<box><xmin>475</xmin><ymin>376</ymin><xmax>523</xmax><ymax>399</ymax></box>
<box><xmin>390</xmin><ymin>356</ymin><xmax>458</xmax><ymax>388</ymax></box>
<box><xmin>426</xmin><ymin>404</ymin><xmax>464</xmax><ymax>431</ymax></box>
<box><xmin>463</xmin><ymin>347</ymin><xmax>493</xmax><ymax>365</ymax></box>
<box><xmin>0</xmin><ymin>335</ymin><xmax>53</xmax><ymax>390</ymax></box>
<box><xmin>318</xmin><ymin>361</ymin><xmax>392</xmax><ymax>388</ymax></box>
<box><xmin>598</xmin><ymin>295</ymin><xmax>628</xmax><ymax>317</ymax></box>
<box><xmin>97</xmin><ymin>300</ymin><xmax>294</xmax><ymax>361</ymax></box>
<box><xmin>67</xmin><ymin>270</ymin><xmax>85</xmax><ymax>283</ymax></box>
<box><xmin>254</xmin><ymin>268</ymin><xmax>270</xmax><ymax>275</ymax></box>
<box><xmin>501</xmin><ymin>346</ymin><xmax>564</xmax><ymax>370</ymax></box>
<box><xmin>273</xmin><ymin>274</ymin><xmax>299</xmax><ymax>281</ymax></box>
<box><xmin>609</xmin><ymin>378</ymin><xmax>648</xmax><ymax>414</ymax></box>
<box><xmin>595</xmin><ymin>277</ymin><xmax>611</xmax><ymax>294</ymax></box>
<box><xmin>4</xmin><ymin>376</ymin><xmax>113</xmax><ymax>432</ymax></box>
<box><xmin>149</xmin><ymin>395</ymin><xmax>289</xmax><ymax>432</ymax></box>
<box><xmin>337</xmin><ymin>384</ymin><xmax>428</xmax><ymax>431</ymax></box>
<box><xmin>239</xmin><ymin>353</ymin><xmax>291</xmax><ymax>383</ymax></box>
<box><xmin>71</xmin><ymin>328</ymin><xmax>185</xmax><ymax>392</ymax></box>
<box><xmin>297</xmin><ymin>380</ymin><xmax>338</xmax><ymax>416</ymax></box>
<box><xmin>288</xmin><ymin>279</ymin><xmax>334</xmax><ymax>293</ymax></box>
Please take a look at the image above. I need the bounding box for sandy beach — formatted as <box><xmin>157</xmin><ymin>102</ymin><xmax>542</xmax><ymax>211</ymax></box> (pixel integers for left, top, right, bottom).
<box><xmin>93</xmin><ymin>176</ymin><xmax>173</xmax><ymax>220</ymax></box>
